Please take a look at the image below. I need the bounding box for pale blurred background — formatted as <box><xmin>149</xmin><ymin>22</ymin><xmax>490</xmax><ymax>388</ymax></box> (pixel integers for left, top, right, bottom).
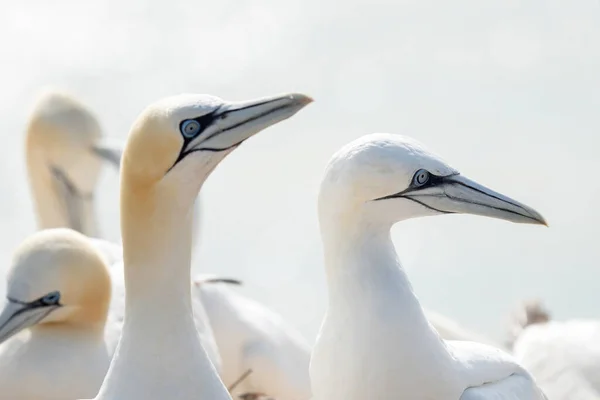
<box><xmin>0</xmin><ymin>0</ymin><xmax>598</xmax><ymax>344</ymax></box>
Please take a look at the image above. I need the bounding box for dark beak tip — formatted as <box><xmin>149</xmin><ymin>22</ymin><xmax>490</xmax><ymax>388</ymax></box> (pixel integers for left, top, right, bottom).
<box><xmin>535</xmin><ymin>214</ymin><xmax>549</xmax><ymax>227</ymax></box>
<box><xmin>289</xmin><ymin>93</ymin><xmax>314</xmax><ymax>106</ymax></box>
<box><xmin>529</xmin><ymin>218</ymin><xmax>548</xmax><ymax>227</ymax></box>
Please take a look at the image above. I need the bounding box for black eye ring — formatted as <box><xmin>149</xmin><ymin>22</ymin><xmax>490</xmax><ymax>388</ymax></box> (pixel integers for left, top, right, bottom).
<box><xmin>412</xmin><ymin>169</ymin><xmax>430</xmax><ymax>187</ymax></box>
<box><xmin>180</xmin><ymin>120</ymin><xmax>201</xmax><ymax>138</ymax></box>
<box><xmin>41</xmin><ymin>291</ymin><xmax>61</xmax><ymax>306</ymax></box>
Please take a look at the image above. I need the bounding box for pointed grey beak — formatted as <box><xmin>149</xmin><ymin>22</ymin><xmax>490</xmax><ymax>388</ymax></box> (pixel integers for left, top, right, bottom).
<box><xmin>182</xmin><ymin>93</ymin><xmax>313</xmax><ymax>155</ymax></box>
<box><xmin>0</xmin><ymin>300</ymin><xmax>58</xmax><ymax>343</ymax></box>
<box><xmin>400</xmin><ymin>174</ymin><xmax>547</xmax><ymax>225</ymax></box>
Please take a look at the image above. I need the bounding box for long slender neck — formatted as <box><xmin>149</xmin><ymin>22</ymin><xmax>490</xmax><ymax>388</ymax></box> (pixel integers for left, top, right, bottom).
<box><xmin>26</xmin><ymin>145</ymin><xmax>98</xmax><ymax>237</ymax></box>
<box><xmin>319</xmin><ymin>212</ymin><xmax>451</xmax><ymax>362</ymax></box>
<box><xmin>96</xmin><ymin>180</ymin><xmax>227</xmax><ymax>399</ymax></box>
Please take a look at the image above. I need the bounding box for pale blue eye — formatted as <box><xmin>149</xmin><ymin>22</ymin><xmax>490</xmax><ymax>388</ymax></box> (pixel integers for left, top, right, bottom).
<box><xmin>181</xmin><ymin>120</ymin><xmax>201</xmax><ymax>138</ymax></box>
<box><xmin>42</xmin><ymin>291</ymin><xmax>60</xmax><ymax>305</ymax></box>
<box><xmin>413</xmin><ymin>169</ymin><xmax>430</xmax><ymax>187</ymax></box>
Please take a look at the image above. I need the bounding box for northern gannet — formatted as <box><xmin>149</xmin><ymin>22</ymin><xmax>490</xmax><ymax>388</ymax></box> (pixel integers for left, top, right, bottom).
<box><xmin>310</xmin><ymin>133</ymin><xmax>548</xmax><ymax>400</ymax></box>
<box><xmin>0</xmin><ymin>228</ymin><xmax>114</xmax><ymax>399</ymax></box>
<box><xmin>510</xmin><ymin>300</ymin><xmax>600</xmax><ymax>400</ymax></box>
<box><xmin>193</xmin><ymin>277</ymin><xmax>312</xmax><ymax>399</ymax></box>
<box><xmin>25</xmin><ymin>90</ymin><xmax>122</xmax><ymax>237</ymax></box>
<box><xmin>25</xmin><ymin>89</ymin><xmax>203</xmax><ymax>242</ymax></box>
<box><xmin>90</xmin><ymin>92</ymin><xmax>312</xmax><ymax>400</ymax></box>
<box><xmin>0</xmin><ymin>227</ymin><xmax>227</xmax><ymax>399</ymax></box>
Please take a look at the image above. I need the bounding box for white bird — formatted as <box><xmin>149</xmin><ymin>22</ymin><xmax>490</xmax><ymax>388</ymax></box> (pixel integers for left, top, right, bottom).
<box><xmin>510</xmin><ymin>300</ymin><xmax>600</xmax><ymax>400</ymax></box>
<box><xmin>309</xmin><ymin>133</ymin><xmax>548</xmax><ymax>400</ymax></box>
<box><xmin>20</xmin><ymin>89</ymin><xmax>314</xmax><ymax>400</ymax></box>
<box><xmin>193</xmin><ymin>276</ymin><xmax>313</xmax><ymax>399</ymax></box>
<box><xmin>25</xmin><ymin>89</ymin><xmax>122</xmax><ymax>237</ymax></box>
<box><xmin>21</xmin><ymin>90</ymin><xmax>497</xmax><ymax>399</ymax></box>
<box><xmin>192</xmin><ymin>280</ymin><xmax>497</xmax><ymax>400</ymax></box>
<box><xmin>90</xmin><ymin>92</ymin><xmax>312</xmax><ymax>400</ymax></box>
<box><xmin>0</xmin><ymin>228</ymin><xmax>117</xmax><ymax>400</ymax></box>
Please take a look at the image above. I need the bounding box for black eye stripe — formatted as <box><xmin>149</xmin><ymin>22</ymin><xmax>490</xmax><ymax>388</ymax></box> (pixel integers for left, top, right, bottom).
<box><xmin>373</xmin><ymin>171</ymin><xmax>454</xmax><ymax>201</ymax></box>
<box><xmin>177</xmin><ymin>108</ymin><xmax>221</xmax><ymax>143</ymax></box>
<box><xmin>170</xmin><ymin>108</ymin><xmax>223</xmax><ymax>171</ymax></box>
<box><xmin>409</xmin><ymin>173</ymin><xmax>445</xmax><ymax>191</ymax></box>
<box><xmin>41</xmin><ymin>291</ymin><xmax>61</xmax><ymax>306</ymax></box>
<box><xmin>7</xmin><ymin>291</ymin><xmax>62</xmax><ymax>308</ymax></box>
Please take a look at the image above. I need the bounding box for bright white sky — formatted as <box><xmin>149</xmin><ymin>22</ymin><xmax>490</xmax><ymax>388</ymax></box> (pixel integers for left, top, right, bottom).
<box><xmin>0</xmin><ymin>0</ymin><xmax>598</xmax><ymax>343</ymax></box>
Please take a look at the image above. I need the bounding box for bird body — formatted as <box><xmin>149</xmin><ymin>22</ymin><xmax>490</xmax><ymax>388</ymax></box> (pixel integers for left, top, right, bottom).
<box><xmin>0</xmin><ymin>326</ymin><xmax>111</xmax><ymax>400</ymax></box>
<box><xmin>25</xmin><ymin>89</ymin><xmax>121</xmax><ymax>237</ymax></box>
<box><xmin>92</xmin><ymin>92</ymin><xmax>311</xmax><ymax>399</ymax></box>
<box><xmin>0</xmin><ymin>229</ymin><xmax>114</xmax><ymax>400</ymax></box>
<box><xmin>195</xmin><ymin>280</ymin><xmax>312</xmax><ymax>399</ymax></box>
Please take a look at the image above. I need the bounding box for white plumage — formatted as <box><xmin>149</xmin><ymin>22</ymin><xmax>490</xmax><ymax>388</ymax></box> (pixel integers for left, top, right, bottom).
<box><xmin>0</xmin><ymin>91</ymin><xmax>227</xmax><ymax>399</ymax></box>
<box><xmin>91</xmin><ymin>92</ymin><xmax>312</xmax><ymax>399</ymax></box>
<box><xmin>0</xmin><ymin>229</ymin><xmax>224</xmax><ymax>400</ymax></box>
<box><xmin>193</xmin><ymin>277</ymin><xmax>312</xmax><ymax>399</ymax></box>
<box><xmin>8</xmin><ymin>89</ymin><xmax>316</xmax><ymax>400</ymax></box>
<box><xmin>511</xmin><ymin>300</ymin><xmax>600</xmax><ymax>400</ymax></box>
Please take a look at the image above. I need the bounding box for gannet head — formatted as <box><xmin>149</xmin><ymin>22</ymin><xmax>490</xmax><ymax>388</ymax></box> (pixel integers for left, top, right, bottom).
<box><xmin>120</xmin><ymin>93</ymin><xmax>312</xmax><ymax>216</ymax></box>
<box><xmin>26</xmin><ymin>90</ymin><xmax>123</xmax><ymax>234</ymax></box>
<box><xmin>319</xmin><ymin>133</ymin><xmax>546</xmax><ymax>226</ymax></box>
<box><xmin>0</xmin><ymin>228</ymin><xmax>111</xmax><ymax>343</ymax></box>
<box><xmin>26</xmin><ymin>89</ymin><xmax>121</xmax><ymax>191</ymax></box>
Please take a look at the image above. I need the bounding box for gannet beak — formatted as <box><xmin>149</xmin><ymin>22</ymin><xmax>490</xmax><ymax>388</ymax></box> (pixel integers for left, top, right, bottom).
<box><xmin>182</xmin><ymin>93</ymin><xmax>313</xmax><ymax>155</ymax></box>
<box><xmin>0</xmin><ymin>299</ymin><xmax>59</xmax><ymax>343</ymax></box>
<box><xmin>400</xmin><ymin>174</ymin><xmax>547</xmax><ymax>225</ymax></box>
<box><xmin>92</xmin><ymin>139</ymin><xmax>125</xmax><ymax>168</ymax></box>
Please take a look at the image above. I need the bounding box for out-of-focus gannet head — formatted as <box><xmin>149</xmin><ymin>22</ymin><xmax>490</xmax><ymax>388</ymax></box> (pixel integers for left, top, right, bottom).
<box><xmin>319</xmin><ymin>133</ymin><xmax>547</xmax><ymax>227</ymax></box>
<box><xmin>506</xmin><ymin>298</ymin><xmax>551</xmax><ymax>349</ymax></box>
<box><xmin>0</xmin><ymin>228</ymin><xmax>111</xmax><ymax>343</ymax></box>
<box><xmin>120</xmin><ymin>93</ymin><xmax>312</xmax><ymax>232</ymax></box>
<box><xmin>25</xmin><ymin>90</ymin><xmax>123</xmax><ymax>235</ymax></box>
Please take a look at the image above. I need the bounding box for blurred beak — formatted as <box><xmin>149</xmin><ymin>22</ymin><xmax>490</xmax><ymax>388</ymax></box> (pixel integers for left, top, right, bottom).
<box><xmin>184</xmin><ymin>93</ymin><xmax>313</xmax><ymax>154</ymax></box>
<box><xmin>395</xmin><ymin>174</ymin><xmax>547</xmax><ymax>225</ymax></box>
<box><xmin>0</xmin><ymin>300</ymin><xmax>58</xmax><ymax>343</ymax></box>
<box><xmin>92</xmin><ymin>139</ymin><xmax>125</xmax><ymax>168</ymax></box>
